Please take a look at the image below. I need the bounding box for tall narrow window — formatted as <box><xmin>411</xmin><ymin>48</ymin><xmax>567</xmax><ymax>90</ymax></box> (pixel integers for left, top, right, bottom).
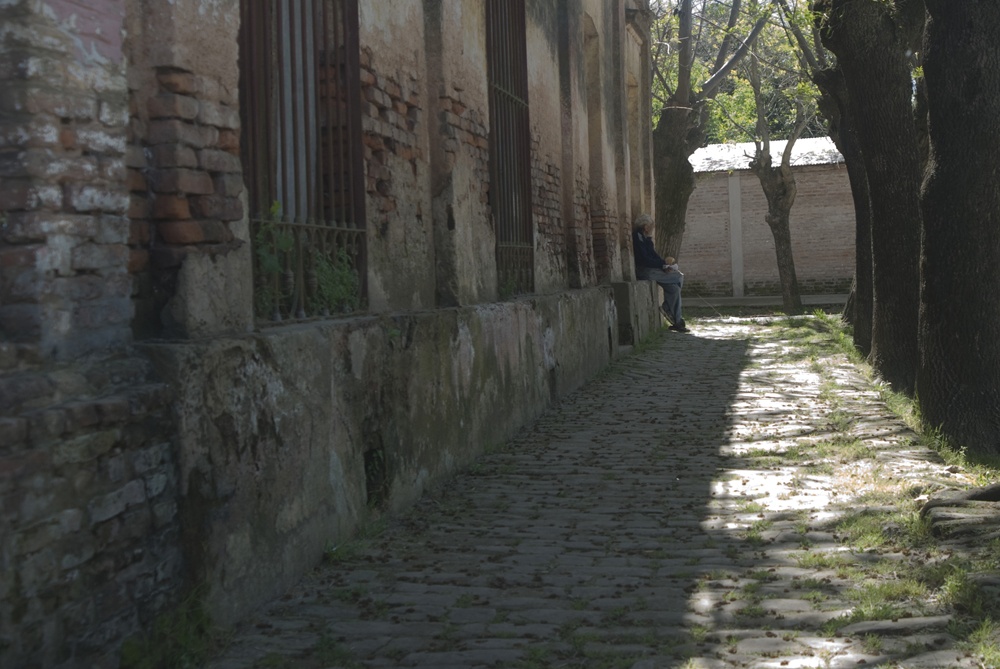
<box><xmin>486</xmin><ymin>0</ymin><xmax>533</xmax><ymax>296</ymax></box>
<box><xmin>239</xmin><ymin>0</ymin><xmax>365</xmax><ymax>321</ymax></box>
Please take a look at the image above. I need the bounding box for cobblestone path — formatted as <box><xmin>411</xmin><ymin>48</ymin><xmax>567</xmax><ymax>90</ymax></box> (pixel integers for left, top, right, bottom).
<box><xmin>207</xmin><ymin>316</ymin><xmax>990</xmax><ymax>669</ymax></box>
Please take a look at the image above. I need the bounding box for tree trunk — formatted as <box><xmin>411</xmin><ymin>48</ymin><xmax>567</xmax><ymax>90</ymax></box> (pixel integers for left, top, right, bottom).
<box><xmin>817</xmin><ymin>0</ymin><xmax>923</xmax><ymax>395</ymax></box>
<box><xmin>918</xmin><ymin>0</ymin><xmax>1000</xmax><ymax>457</ymax></box>
<box><xmin>767</xmin><ymin>209</ymin><xmax>803</xmax><ymax>315</ymax></box>
<box><xmin>813</xmin><ymin>66</ymin><xmax>873</xmax><ymax>355</ymax></box>
<box><xmin>651</xmin><ymin>104</ymin><xmax>702</xmax><ymax>259</ymax></box>
<box><xmin>750</xmin><ymin>152</ymin><xmax>803</xmax><ymax>314</ymax></box>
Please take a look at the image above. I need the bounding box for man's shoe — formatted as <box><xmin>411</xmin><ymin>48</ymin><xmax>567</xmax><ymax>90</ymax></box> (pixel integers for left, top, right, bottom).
<box><xmin>669</xmin><ymin>321</ymin><xmax>689</xmax><ymax>333</ymax></box>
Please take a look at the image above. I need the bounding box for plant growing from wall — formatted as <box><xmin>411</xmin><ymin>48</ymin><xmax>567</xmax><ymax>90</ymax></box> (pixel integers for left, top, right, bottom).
<box><xmin>254</xmin><ymin>201</ymin><xmax>294</xmax><ymax>318</ymax></box>
<box><xmin>310</xmin><ymin>247</ymin><xmax>360</xmax><ymax>315</ymax></box>
<box><xmin>119</xmin><ymin>587</ymin><xmax>220</xmax><ymax>669</ymax></box>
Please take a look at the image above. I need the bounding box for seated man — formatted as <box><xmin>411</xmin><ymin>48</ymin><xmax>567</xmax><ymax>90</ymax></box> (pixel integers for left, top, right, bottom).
<box><xmin>632</xmin><ymin>214</ymin><xmax>688</xmax><ymax>332</ymax></box>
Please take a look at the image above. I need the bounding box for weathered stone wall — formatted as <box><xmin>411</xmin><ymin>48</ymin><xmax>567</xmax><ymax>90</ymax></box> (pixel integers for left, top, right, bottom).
<box><xmin>147</xmin><ymin>286</ymin><xmax>631</xmax><ymax>625</ymax></box>
<box><xmin>684</xmin><ymin>164</ymin><xmax>856</xmax><ymax>297</ymax></box>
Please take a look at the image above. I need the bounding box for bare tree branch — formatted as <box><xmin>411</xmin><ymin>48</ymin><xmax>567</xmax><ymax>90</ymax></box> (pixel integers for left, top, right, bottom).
<box><xmin>701</xmin><ymin>13</ymin><xmax>769</xmax><ymax>99</ymax></box>
<box><xmin>675</xmin><ymin>0</ymin><xmax>694</xmax><ymax>103</ymax></box>
<box><xmin>712</xmin><ymin>0</ymin><xmax>743</xmax><ymax>75</ymax></box>
<box><xmin>775</xmin><ymin>0</ymin><xmax>820</xmax><ymax>72</ymax></box>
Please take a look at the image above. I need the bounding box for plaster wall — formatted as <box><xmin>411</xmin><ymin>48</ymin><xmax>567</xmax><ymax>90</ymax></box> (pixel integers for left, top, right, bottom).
<box><xmin>359</xmin><ymin>1</ymin><xmax>435</xmax><ymax>312</ymax></box>
<box><xmin>426</xmin><ymin>0</ymin><xmax>495</xmax><ymax>306</ymax></box>
<box><xmin>623</xmin><ymin>13</ymin><xmax>653</xmax><ymax>231</ymax></box>
<box><xmin>525</xmin><ymin>4</ymin><xmax>568</xmax><ymax>294</ymax></box>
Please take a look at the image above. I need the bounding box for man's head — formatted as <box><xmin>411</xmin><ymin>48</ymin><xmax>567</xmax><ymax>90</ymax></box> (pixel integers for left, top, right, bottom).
<box><xmin>634</xmin><ymin>213</ymin><xmax>653</xmax><ymax>235</ymax></box>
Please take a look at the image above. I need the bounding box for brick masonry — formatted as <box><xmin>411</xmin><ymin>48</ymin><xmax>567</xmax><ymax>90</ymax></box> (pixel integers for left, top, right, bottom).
<box><xmin>0</xmin><ymin>0</ymin><xmax>132</xmax><ymax>361</ymax></box>
<box><xmin>0</xmin><ymin>349</ymin><xmax>181</xmax><ymax>667</ymax></box>
<box><xmin>0</xmin><ymin>2</ymin><xmax>185</xmax><ymax>667</ymax></box>
<box><xmin>127</xmin><ymin>68</ymin><xmax>244</xmax><ymax>338</ymax></box>
<box><xmin>568</xmin><ymin>168</ymin><xmax>597</xmax><ymax>288</ymax></box>
<box><xmin>683</xmin><ymin>164</ymin><xmax>856</xmax><ymax>297</ymax></box>
<box><xmin>531</xmin><ymin>139</ymin><xmax>566</xmax><ymax>279</ymax></box>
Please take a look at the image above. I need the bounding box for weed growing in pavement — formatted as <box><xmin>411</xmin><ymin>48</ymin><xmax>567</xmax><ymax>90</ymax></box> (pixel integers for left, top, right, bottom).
<box><xmin>961</xmin><ymin>618</ymin><xmax>1000</xmax><ymax>668</ymax></box>
<box><xmin>255</xmin><ymin>653</ymin><xmax>293</xmax><ymax>668</ymax></box>
<box><xmin>833</xmin><ymin>507</ymin><xmax>930</xmax><ymax>552</ymax></box>
<box><xmin>848</xmin><ymin>578</ymin><xmax>927</xmax><ymax>608</ymax></box>
<box><xmin>515</xmin><ymin>646</ymin><xmax>553</xmax><ymax>669</ymax></box>
<box><xmin>861</xmin><ymin>633</ymin><xmax>884</xmax><ymax>654</ymax></box>
<box><xmin>794</xmin><ymin>551</ymin><xmax>853</xmax><ymax>571</ymax></box>
<box><xmin>747</xmin><ymin>569</ymin><xmax>779</xmax><ymax>582</ymax></box>
<box><xmin>313</xmin><ymin>634</ymin><xmax>361</xmax><ymax>668</ymax></box>
<box><xmin>735</xmin><ymin>498</ymin><xmax>766</xmax><ymax>514</ymax></box>
<box><xmin>687</xmin><ymin>624</ymin><xmax>711</xmax><ymax>644</ymax></box>
<box><xmin>826</xmin><ymin>409</ymin><xmax>855</xmax><ymax>434</ymax></box>
<box><xmin>120</xmin><ymin>586</ymin><xmax>225</xmax><ymax>669</ymax></box>
<box><xmin>737</xmin><ymin>603</ymin><xmax>767</xmax><ymax>619</ymax></box>
<box><xmin>324</xmin><ymin>517</ymin><xmax>388</xmax><ymax>564</ymax></box>
<box><xmin>822</xmin><ymin>601</ymin><xmax>905</xmax><ymax>636</ymax></box>
<box><xmin>803</xmin><ymin>590</ymin><xmax>828</xmax><ymax>607</ymax></box>
<box><xmin>742</xmin><ymin>518</ymin><xmax>773</xmax><ymax>546</ymax></box>
<box><xmin>454</xmin><ymin>593</ymin><xmax>476</xmax><ymax>608</ymax></box>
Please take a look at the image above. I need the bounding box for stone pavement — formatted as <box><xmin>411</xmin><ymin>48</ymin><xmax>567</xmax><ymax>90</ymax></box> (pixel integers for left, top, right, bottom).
<box><xmin>206</xmin><ymin>316</ymin><xmax>992</xmax><ymax>669</ymax></box>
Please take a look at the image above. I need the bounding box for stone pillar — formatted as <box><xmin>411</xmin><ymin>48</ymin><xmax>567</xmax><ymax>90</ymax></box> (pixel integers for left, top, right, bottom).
<box><xmin>0</xmin><ymin>0</ymin><xmax>131</xmax><ymax>360</ymax></box>
<box><xmin>125</xmin><ymin>0</ymin><xmax>252</xmax><ymax>339</ymax></box>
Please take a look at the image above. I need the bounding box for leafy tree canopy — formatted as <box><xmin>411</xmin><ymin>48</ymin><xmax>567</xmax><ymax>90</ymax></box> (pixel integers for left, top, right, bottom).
<box><xmin>651</xmin><ymin>0</ymin><xmax>827</xmax><ymax>145</ymax></box>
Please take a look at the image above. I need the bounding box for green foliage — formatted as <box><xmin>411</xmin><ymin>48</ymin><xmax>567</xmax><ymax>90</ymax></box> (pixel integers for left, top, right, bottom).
<box><xmin>707</xmin><ymin>76</ymin><xmax>759</xmax><ymax>143</ymax></box>
<box><xmin>310</xmin><ymin>247</ymin><xmax>360</xmax><ymax>314</ymax></box>
<box><xmin>254</xmin><ymin>201</ymin><xmax>362</xmax><ymax>318</ymax></box>
<box><xmin>254</xmin><ymin>202</ymin><xmax>295</xmax><ymax>316</ymax></box>
<box><xmin>498</xmin><ymin>274</ymin><xmax>518</xmax><ymax>300</ymax></box>
<box><xmin>651</xmin><ymin>0</ymin><xmax>827</xmax><ymax>144</ymax></box>
<box><xmin>119</xmin><ymin>589</ymin><xmax>220</xmax><ymax>669</ymax></box>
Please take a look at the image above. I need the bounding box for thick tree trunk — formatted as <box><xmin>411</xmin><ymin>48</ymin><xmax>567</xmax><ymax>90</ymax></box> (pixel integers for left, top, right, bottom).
<box><xmin>918</xmin><ymin>1</ymin><xmax>1000</xmax><ymax>457</ymax></box>
<box><xmin>818</xmin><ymin>0</ymin><xmax>923</xmax><ymax>394</ymax></box>
<box><xmin>813</xmin><ymin>66</ymin><xmax>873</xmax><ymax>355</ymax></box>
<box><xmin>767</xmin><ymin>210</ymin><xmax>803</xmax><ymax>315</ymax></box>
<box><xmin>651</xmin><ymin>104</ymin><xmax>702</xmax><ymax>259</ymax></box>
<box><xmin>750</xmin><ymin>153</ymin><xmax>803</xmax><ymax>314</ymax></box>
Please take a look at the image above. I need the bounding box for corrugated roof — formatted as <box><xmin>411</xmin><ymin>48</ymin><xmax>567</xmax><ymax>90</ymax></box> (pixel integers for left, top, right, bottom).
<box><xmin>689</xmin><ymin>136</ymin><xmax>844</xmax><ymax>173</ymax></box>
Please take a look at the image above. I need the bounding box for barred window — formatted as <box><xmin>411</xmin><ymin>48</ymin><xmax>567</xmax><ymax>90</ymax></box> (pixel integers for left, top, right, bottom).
<box><xmin>239</xmin><ymin>0</ymin><xmax>365</xmax><ymax>321</ymax></box>
<box><xmin>486</xmin><ymin>0</ymin><xmax>534</xmax><ymax>297</ymax></box>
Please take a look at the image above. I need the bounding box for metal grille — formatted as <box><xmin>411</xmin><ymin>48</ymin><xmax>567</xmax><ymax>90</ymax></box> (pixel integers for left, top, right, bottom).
<box><xmin>239</xmin><ymin>0</ymin><xmax>365</xmax><ymax>321</ymax></box>
<box><xmin>486</xmin><ymin>0</ymin><xmax>534</xmax><ymax>297</ymax></box>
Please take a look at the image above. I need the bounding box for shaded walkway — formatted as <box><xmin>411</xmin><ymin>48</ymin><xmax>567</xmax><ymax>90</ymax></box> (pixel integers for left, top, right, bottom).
<box><xmin>207</xmin><ymin>317</ymin><xmax>987</xmax><ymax>669</ymax></box>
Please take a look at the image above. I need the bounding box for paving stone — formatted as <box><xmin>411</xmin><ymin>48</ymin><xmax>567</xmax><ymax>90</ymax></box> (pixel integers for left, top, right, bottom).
<box><xmin>205</xmin><ymin>317</ymin><xmax>989</xmax><ymax>669</ymax></box>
